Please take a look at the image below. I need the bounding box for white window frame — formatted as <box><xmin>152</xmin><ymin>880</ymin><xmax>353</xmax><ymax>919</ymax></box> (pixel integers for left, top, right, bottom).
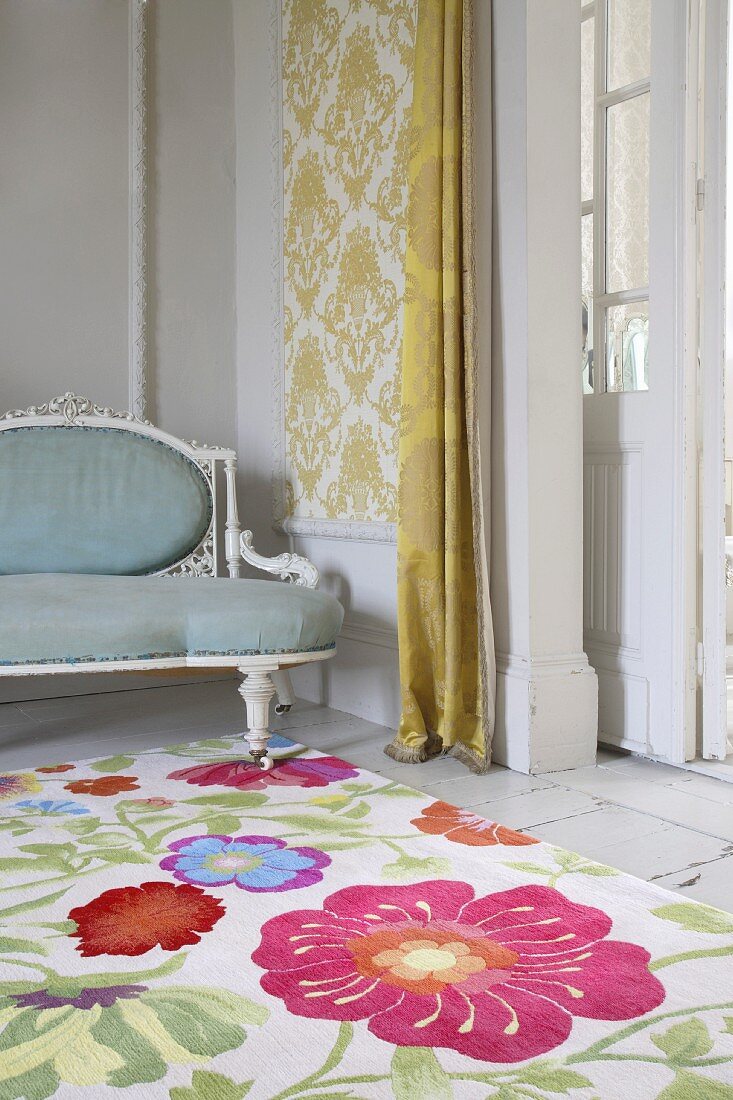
<box><xmin>583</xmin><ymin>0</ymin><xmax>651</xmax><ymax>393</ymax></box>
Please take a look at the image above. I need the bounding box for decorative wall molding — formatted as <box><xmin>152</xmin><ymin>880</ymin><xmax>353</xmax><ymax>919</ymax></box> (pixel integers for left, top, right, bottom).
<box><xmin>128</xmin><ymin>0</ymin><xmax>148</xmax><ymax>420</ymax></box>
<box><xmin>283</xmin><ymin>517</ymin><xmax>397</xmax><ymax>544</ymax></box>
<box><xmin>270</xmin><ymin>0</ymin><xmax>287</xmax><ymax>535</ymax></box>
<box><xmin>270</xmin><ymin>0</ymin><xmax>399</xmax><ymax>545</ymax></box>
<box><xmin>582</xmin><ymin>444</ymin><xmax>643</xmax><ymax>657</ymax></box>
<box><xmin>495</xmin><ymin>651</ymin><xmax>594</xmax><ymax>680</ymax></box>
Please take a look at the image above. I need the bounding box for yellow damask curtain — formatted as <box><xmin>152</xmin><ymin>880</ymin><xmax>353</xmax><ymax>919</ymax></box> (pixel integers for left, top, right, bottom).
<box><xmin>385</xmin><ymin>0</ymin><xmax>494</xmax><ymax>774</ymax></box>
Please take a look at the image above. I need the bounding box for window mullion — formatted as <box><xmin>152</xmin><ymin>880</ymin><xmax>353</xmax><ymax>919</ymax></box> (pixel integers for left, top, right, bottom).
<box><xmin>593</xmin><ymin>0</ymin><xmax>607</xmax><ymax>393</ymax></box>
<box><xmin>598</xmin><ymin>77</ymin><xmax>650</xmax><ymax>109</ymax></box>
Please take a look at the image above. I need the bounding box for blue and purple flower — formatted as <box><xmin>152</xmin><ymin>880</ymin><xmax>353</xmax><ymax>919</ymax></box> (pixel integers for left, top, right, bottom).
<box><xmin>14</xmin><ymin>799</ymin><xmax>90</xmax><ymax>815</ymax></box>
<box><xmin>161</xmin><ymin>834</ymin><xmax>330</xmax><ymax>892</ymax></box>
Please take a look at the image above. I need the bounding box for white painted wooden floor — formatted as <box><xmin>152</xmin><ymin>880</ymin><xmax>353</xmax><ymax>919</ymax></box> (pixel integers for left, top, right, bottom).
<box><xmin>2</xmin><ymin>681</ymin><xmax>732</xmax><ymax>912</ymax></box>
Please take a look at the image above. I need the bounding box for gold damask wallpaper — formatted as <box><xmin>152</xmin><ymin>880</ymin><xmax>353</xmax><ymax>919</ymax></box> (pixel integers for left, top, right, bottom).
<box><xmin>282</xmin><ymin>0</ymin><xmax>416</xmax><ymax>525</ymax></box>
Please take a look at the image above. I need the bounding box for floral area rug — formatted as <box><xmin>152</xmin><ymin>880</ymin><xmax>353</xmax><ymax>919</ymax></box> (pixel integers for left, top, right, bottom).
<box><xmin>1</xmin><ymin>733</ymin><xmax>733</xmax><ymax>1099</ymax></box>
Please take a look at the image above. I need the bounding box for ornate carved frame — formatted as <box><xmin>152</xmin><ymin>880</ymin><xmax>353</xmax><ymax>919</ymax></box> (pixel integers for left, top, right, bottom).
<box><xmin>1</xmin><ymin>392</ymin><xmax>321</xmax><ymax>587</ymax></box>
<box><xmin>1</xmin><ymin>393</ymin><xmax>242</xmax><ymax>582</ymax></box>
<box><xmin>0</xmin><ymin>393</ymin><xmax>331</xmax><ymax>769</ymax></box>
<box><xmin>268</xmin><ymin>0</ymin><xmax>397</xmax><ymax>545</ymax></box>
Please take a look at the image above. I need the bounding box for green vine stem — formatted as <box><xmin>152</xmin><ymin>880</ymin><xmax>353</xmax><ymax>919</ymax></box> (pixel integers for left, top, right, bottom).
<box><xmin>565</xmin><ymin>1000</ymin><xmax>733</xmax><ymax>1065</ymax></box>
<box><xmin>649</xmin><ymin>944</ymin><xmax>733</xmax><ymax>971</ymax></box>
<box><xmin>270</xmin><ymin>1022</ymin><xmax>358</xmax><ymax>1100</ymax></box>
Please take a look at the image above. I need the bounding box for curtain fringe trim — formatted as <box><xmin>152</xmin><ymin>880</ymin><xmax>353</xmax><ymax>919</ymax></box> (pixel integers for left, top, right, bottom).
<box><xmin>383</xmin><ymin>733</ymin><xmax>490</xmax><ymax>774</ymax></box>
<box><xmin>383</xmin><ymin>732</ymin><xmax>443</xmax><ymax>765</ymax></box>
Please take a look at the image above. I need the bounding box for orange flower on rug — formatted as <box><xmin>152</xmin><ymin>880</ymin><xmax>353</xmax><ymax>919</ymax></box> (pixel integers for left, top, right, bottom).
<box><xmin>411</xmin><ymin>799</ymin><xmax>539</xmax><ymax>846</ymax></box>
<box><xmin>64</xmin><ymin>774</ymin><xmax>140</xmax><ymax>796</ymax></box>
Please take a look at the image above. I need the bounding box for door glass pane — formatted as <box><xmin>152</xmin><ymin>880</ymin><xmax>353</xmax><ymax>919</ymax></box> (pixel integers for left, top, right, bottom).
<box><xmin>581</xmin><ymin>16</ymin><xmax>594</xmax><ymax>203</ymax></box>
<box><xmin>606</xmin><ymin>93</ymin><xmax>649</xmax><ymax>292</ymax></box>
<box><xmin>607</xmin><ymin>0</ymin><xmax>650</xmax><ymax>89</ymax></box>
<box><xmin>605</xmin><ymin>301</ymin><xmax>649</xmax><ymax>392</ymax></box>
<box><xmin>582</xmin><ymin>214</ymin><xmax>594</xmax><ymax>393</ymax></box>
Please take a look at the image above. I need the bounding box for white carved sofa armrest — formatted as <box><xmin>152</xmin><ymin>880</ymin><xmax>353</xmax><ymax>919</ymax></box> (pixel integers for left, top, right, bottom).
<box><xmin>240</xmin><ymin>530</ymin><xmax>320</xmax><ymax>589</ymax></box>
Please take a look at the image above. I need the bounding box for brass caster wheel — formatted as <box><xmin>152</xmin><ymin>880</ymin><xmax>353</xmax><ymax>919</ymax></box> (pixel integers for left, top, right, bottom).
<box><xmin>250</xmin><ymin>749</ymin><xmax>274</xmax><ymax>771</ymax></box>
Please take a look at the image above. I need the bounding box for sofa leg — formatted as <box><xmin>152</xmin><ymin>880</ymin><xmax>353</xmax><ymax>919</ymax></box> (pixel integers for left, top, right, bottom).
<box><xmin>271</xmin><ymin>670</ymin><xmax>295</xmax><ymax>714</ymax></box>
<box><xmin>238</xmin><ymin>670</ymin><xmax>277</xmax><ymax>771</ymax></box>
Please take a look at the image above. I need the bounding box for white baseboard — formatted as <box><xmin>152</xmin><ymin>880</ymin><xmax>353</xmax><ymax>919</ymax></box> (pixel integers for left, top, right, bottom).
<box><xmin>493</xmin><ymin>651</ymin><xmax>598</xmax><ymax>774</ymax></box>
<box><xmin>290</xmin><ymin>617</ymin><xmax>400</xmax><ymax>728</ymax></box>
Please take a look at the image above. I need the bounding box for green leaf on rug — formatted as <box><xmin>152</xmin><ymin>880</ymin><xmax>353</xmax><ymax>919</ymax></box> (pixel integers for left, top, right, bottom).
<box><xmin>90</xmin><ymin>755</ymin><xmax>135</xmax><ymax>773</ymax></box>
<box><xmin>379</xmin><ymin>785</ymin><xmax>418</xmax><ymax>797</ymax></box>
<box><xmin>391</xmin><ymin>1046</ymin><xmax>452</xmax><ymax>1100</ymax></box>
<box><xmin>88</xmin><ymin>1003</ymin><xmax>168</xmax><ymax>1088</ymax></box>
<box><xmin>77</xmin><ymin>832</ymin><xmax>131</xmax><ymax>847</ymax></box>
<box><xmin>268</xmin><ymin>814</ymin><xmax>371</xmax><ymax>834</ymax></box>
<box><xmin>549</xmin><ymin>850</ymin><xmax>618</xmax><ymax>877</ymax></box>
<box><xmin>18</xmin><ymin>842</ymin><xmax>77</xmax><ymax>859</ymax></box>
<box><xmin>0</xmin><ymin>935</ymin><xmax>48</xmax><ymax>956</ymax></box>
<box><xmin>85</xmin><ymin>849</ymin><xmax>151</xmax><ymax>865</ymax></box>
<box><xmin>65</xmin><ymin>817</ymin><xmax>102</xmax><ymax>835</ymax></box>
<box><xmin>184</xmin><ymin>793</ymin><xmax>268</xmax><ymax>809</ymax></box>
<box><xmin>340</xmin><ymin>801</ymin><xmax>370</xmax><ymax>819</ymax></box>
<box><xmin>503</xmin><ymin>862</ymin><xmax>553</xmax><ymax>876</ymax></box>
<box><xmin>570</xmin><ymin>863</ymin><xmax>619</xmax><ymax>877</ymax></box>
<box><xmin>148</xmin><ymin>986</ymin><xmax>269</xmax><ymax>1029</ymax></box>
<box><xmin>722</xmin><ymin>1017</ymin><xmax>733</xmax><ymax>1034</ymax></box>
<box><xmin>651</xmin><ymin>1018</ymin><xmax>714</xmax><ymax>1062</ymax></box>
<box><xmin>307</xmin><ymin>839</ymin><xmax>372</xmax><ymax>852</ymax></box>
<box><xmin>204</xmin><ymin>815</ymin><xmax>241</xmax><ymax>836</ymax></box>
<box><xmin>656</xmin><ymin>1071</ymin><xmax>733</xmax><ymax>1099</ymax></box>
<box><xmin>0</xmin><ymin>1061</ymin><xmax>59</xmax><ymax>1100</ymax></box>
<box><xmin>170</xmin><ymin>1069</ymin><xmax>253</xmax><ymax>1100</ymax></box>
<box><xmin>0</xmin><ymin>855</ymin><xmax>70</xmax><ymax>873</ymax></box>
<box><xmin>512</xmin><ymin>1064</ymin><xmax>593</xmax><ymax>1093</ymax></box>
<box><xmin>382</xmin><ymin>854</ymin><xmax>452</xmax><ymax>882</ymax></box>
<box><xmin>0</xmin><ymin>886</ymin><xmax>71</xmax><ymax>920</ymax></box>
<box><xmin>651</xmin><ymin>903</ymin><xmax>733</xmax><ymax>935</ymax></box>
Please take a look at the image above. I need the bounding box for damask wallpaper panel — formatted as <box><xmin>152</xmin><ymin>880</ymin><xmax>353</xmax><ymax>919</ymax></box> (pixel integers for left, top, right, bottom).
<box><xmin>282</xmin><ymin>0</ymin><xmax>416</xmax><ymax>526</ymax></box>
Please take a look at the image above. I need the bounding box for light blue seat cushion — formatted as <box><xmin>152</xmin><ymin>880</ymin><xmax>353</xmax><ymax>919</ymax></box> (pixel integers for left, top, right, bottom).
<box><xmin>0</xmin><ymin>575</ymin><xmax>344</xmax><ymax>665</ymax></box>
<box><xmin>0</xmin><ymin>426</ymin><xmax>211</xmax><ymax>575</ymax></box>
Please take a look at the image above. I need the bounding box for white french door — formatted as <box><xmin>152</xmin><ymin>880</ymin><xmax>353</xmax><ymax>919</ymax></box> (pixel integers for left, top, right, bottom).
<box><xmin>582</xmin><ymin>0</ymin><xmax>697</xmax><ymax>762</ymax></box>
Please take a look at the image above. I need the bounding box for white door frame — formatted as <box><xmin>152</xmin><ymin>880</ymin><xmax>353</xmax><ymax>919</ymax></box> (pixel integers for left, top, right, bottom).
<box><xmin>699</xmin><ymin>0</ymin><xmax>729</xmax><ymax>760</ymax></box>
<box><xmin>667</xmin><ymin>0</ymin><xmax>700</xmax><ymax>763</ymax></box>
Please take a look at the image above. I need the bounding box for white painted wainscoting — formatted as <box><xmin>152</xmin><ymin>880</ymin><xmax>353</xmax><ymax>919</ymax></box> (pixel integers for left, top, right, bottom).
<box><xmin>583</xmin><ymin>445</ymin><xmax>647</xmax><ymax>755</ymax></box>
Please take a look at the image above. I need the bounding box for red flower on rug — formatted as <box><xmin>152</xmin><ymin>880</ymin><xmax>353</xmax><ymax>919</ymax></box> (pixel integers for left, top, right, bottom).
<box><xmin>64</xmin><ymin>776</ymin><xmax>140</xmax><ymax>796</ymax></box>
<box><xmin>253</xmin><ymin>880</ymin><xmax>665</xmax><ymax>1063</ymax></box>
<box><xmin>168</xmin><ymin>756</ymin><xmax>359</xmax><ymax>791</ymax></box>
<box><xmin>68</xmin><ymin>881</ymin><xmax>225</xmax><ymax>957</ymax></box>
<box><xmin>411</xmin><ymin>801</ymin><xmax>539</xmax><ymax>847</ymax></box>
<box><xmin>36</xmin><ymin>764</ymin><xmax>75</xmax><ymax>774</ymax></box>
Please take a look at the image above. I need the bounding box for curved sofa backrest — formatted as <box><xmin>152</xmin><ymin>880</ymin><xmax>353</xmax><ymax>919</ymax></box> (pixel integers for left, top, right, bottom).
<box><xmin>0</xmin><ymin>425</ymin><xmax>212</xmax><ymax>575</ymax></box>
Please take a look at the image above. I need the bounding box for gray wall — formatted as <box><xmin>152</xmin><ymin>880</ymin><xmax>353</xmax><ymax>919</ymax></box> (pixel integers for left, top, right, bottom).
<box><xmin>0</xmin><ymin>0</ymin><xmax>237</xmax><ymax>450</ymax></box>
<box><xmin>0</xmin><ymin>0</ymin><xmax>129</xmax><ymax>410</ymax></box>
<box><xmin>0</xmin><ymin>0</ymin><xmax>237</xmax><ymax>703</ymax></box>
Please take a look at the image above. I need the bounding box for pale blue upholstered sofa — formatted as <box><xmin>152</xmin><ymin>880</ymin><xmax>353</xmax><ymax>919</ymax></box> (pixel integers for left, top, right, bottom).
<box><xmin>0</xmin><ymin>394</ymin><xmax>343</xmax><ymax>770</ymax></box>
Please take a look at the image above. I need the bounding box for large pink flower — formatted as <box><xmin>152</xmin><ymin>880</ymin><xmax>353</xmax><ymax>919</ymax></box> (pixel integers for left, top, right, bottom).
<box><xmin>253</xmin><ymin>880</ymin><xmax>665</xmax><ymax>1063</ymax></box>
<box><xmin>168</xmin><ymin>755</ymin><xmax>359</xmax><ymax>791</ymax></box>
